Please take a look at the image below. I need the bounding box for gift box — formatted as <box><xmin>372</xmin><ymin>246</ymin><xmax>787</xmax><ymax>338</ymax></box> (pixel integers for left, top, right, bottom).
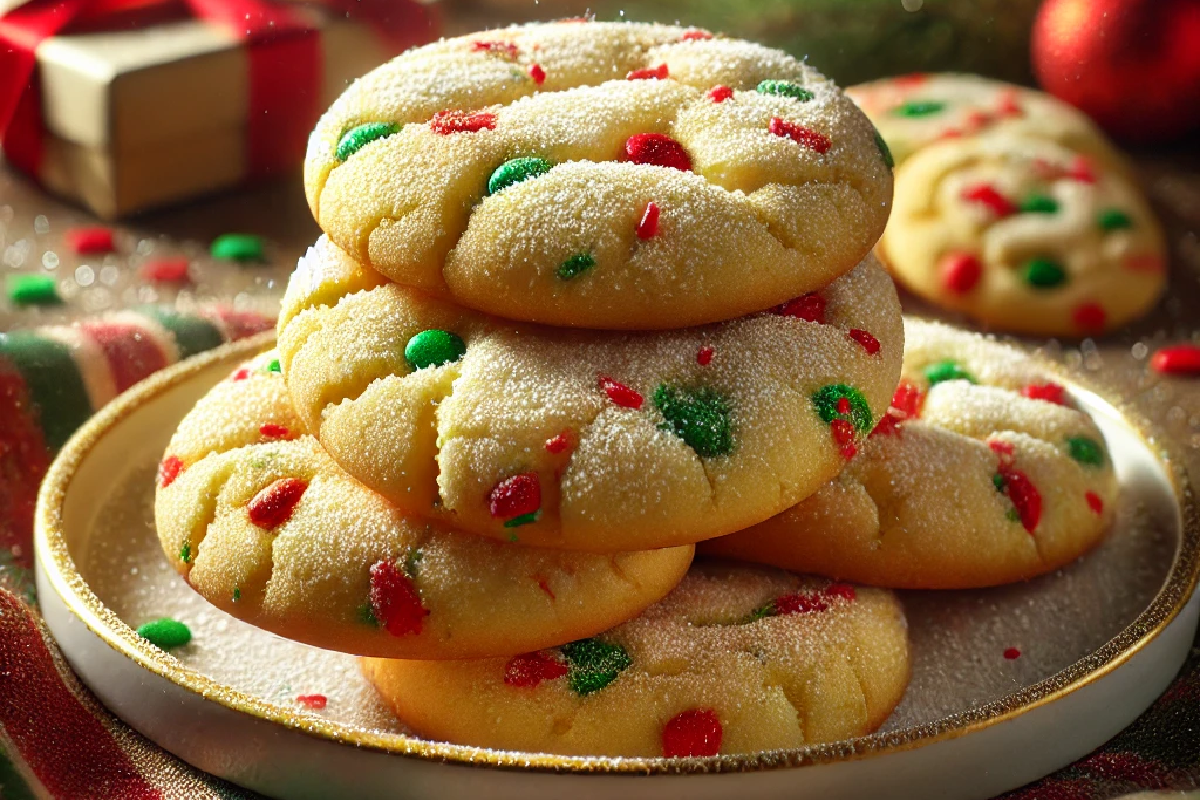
<box><xmin>0</xmin><ymin>0</ymin><xmax>439</xmax><ymax>218</ymax></box>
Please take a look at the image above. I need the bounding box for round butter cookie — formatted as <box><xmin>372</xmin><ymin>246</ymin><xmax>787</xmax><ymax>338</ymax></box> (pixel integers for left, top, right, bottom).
<box><xmin>360</xmin><ymin>560</ymin><xmax>909</xmax><ymax>756</ymax></box>
<box><xmin>277</xmin><ymin>238</ymin><xmax>904</xmax><ymax>552</ymax></box>
<box><xmin>846</xmin><ymin>73</ymin><xmax>1120</xmax><ymax>168</ymax></box>
<box><xmin>701</xmin><ymin>321</ymin><xmax>1117</xmax><ymax>589</ymax></box>
<box><xmin>307</xmin><ymin>20</ymin><xmax>893</xmax><ymax>329</ymax></box>
<box><xmin>154</xmin><ymin>351</ymin><xmax>693</xmax><ymax>659</ymax></box>
<box><xmin>878</xmin><ymin>135</ymin><xmax>1165</xmax><ymax>337</ymax></box>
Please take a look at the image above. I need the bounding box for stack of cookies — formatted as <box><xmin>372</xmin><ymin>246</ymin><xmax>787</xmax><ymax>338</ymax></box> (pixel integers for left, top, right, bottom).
<box><xmin>154</xmin><ymin>21</ymin><xmax>1119</xmax><ymax>759</ymax></box>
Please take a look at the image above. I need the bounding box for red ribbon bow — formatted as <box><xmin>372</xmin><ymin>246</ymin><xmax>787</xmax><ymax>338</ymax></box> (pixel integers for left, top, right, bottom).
<box><xmin>0</xmin><ymin>0</ymin><xmax>436</xmax><ymax>181</ymax></box>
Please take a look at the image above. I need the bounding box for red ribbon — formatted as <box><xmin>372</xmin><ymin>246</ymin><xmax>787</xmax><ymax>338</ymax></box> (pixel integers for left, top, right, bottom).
<box><xmin>0</xmin><ymin>0</ymin><xmax>435</xmax><ymax>182</ymax></box>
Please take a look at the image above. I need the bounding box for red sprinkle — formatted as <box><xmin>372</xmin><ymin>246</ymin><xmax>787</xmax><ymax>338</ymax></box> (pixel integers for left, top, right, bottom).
<box><xmin>66</xmin><ymin>226</ymin><xmax>115</xmax><ymax>255</ymax></box>
<box><xmin>296</xmin><ymin>694</ymin><xmax>327</xmax><ymax>710</ymax></box>
<box><xmin>891</xmin><ymin>380</ymin><xmax>924</xmax><ymax>419</ymax></box>
<box><xmin>369</xmin><ymin>560</ymin><xmax>429</xmax><ymax>637</ymax></box>
<box><xmin>837</xmin><ymin>397</ymin><xmax>851</xmax><ymax>415</ymax></box>
<box><xmin>157</xmin><ymin>455</ymin><xmax>184</xmax><ymax>488</ymax></box>
<box><xmin>636</xmin><ymin>200</ymin><xmax>661</xmax><ymax>239</ymax></box>
<box><xmin>938</xmin><ymin>127</ymin><xmax>963</xmax><ymax>140</ymax></box>
<box><xmin>488</xmin><ymin>473</ymin><xmax>541</xmax><ymax>519</ymax></box>
<box><xmin>1151</xmin><ymin>344</ymin><xmax>1200</xmax><ymax>375</ymax></box>
<box><xmin>1124</xmin><ymin>254</ymin><xmax>1164</xmax><ymax>273</ymax></box>
<box><xmin>1086</xmin><ymin>491</ymin><xmax>1104</xmax><ymax>514</ymax></box>
<box><xmin>831</xmin><ymin>418</ymin><xmax>855</xmax><ymax>446</ymax></box>
<box><xmin>774</xmin><ymin>292</ymin><xmax>825</xmax><ymax>323</ymax></box>
<box><xmin>471</xmin><ymin>40</ymin><xmax>519</xmax><ymax>59</ymax></box>
<box><xmin>627</xmin><ymin>64</ymin><xmax>669</xmax><ymax>80</ymax></box>
<box><xmin>940</xmin><ymin>252</ymin><xmax>982</xmax><ymax>295</ymax></box>
<box><xmin>988</xmin><ymin>439</ymin><xmax>1015</xmax><ymax>459</ymax></box>
<box><xmin>680</xmin><ymin>30</ymin><xmax>713</xmax><ymax>41</ymax></box>
<box><xmin>662</xmin><ymin>709</ymin><xmax>723</xmax><ymax>758</ymax></box>
<box><xmin>259</xmin><ymin>423</ymin><xmax>289</xmax><ymax>439</ymax></box>
<box><xmin>1073</xmin><ymin>302</ymin><xmax>1106</xmax><ymax>334</ymax></box>
<box><xmin>504</xmin><ymin>651</ymin><xmax>569</xmax><ymax>687</ymax></box>
<box><xmin>961</xmin><ymin>183</ymin><xmax>1016</xmax><ymax>217</ymax></box>
<box><xmin>870</xmin><ymin>410</ymin><xmax>904</xmax><ymax>438</ymax></box>
<box><xmin>625</xmin><ymin>133</ymin><xmax>692</xmax><ymax>171</ymax></box>
<box><xmin>696</xmin><ymin>345</ymin><xmax>714</xmax><ymax>366</ymax></box>
<box><xmin>962</xmin><ymin>110</ymin><xmax>993</xmax><ymax>132</ymax></box>
<box><xmin>430</xmin><ymin>110</ymin><xmax>497</xmax><ymax>135</ymax></box>
<box><xmin>775</xmin><ymin>592</ymin><xmax>829</xmax><ymax>615</ymax></box>
<box><xmin>1066</xmin><ymin>155</ymin><xmax>1096</xmax><ymax>183</ymax></box>
<box><xmin>824</xmin><ymin>582</ymin><xmax>856</xmax><ymax>601</ymax></box>
<box><xmin>140</xmin><ymin>257</ymin><xmax>190</xmax><ymax>284</ymax></box>
<box><xmin>599</xmin><ymin>375</ymin><xmax>644</xmax><ymax>409</ymax></box>
<box><xmin>999</xmin><ymin>468</ymin><xmax>1042</xmax><ymax>533</ymax></box>
<box><xmin>528</xmin><ymin>63</ymin><xmax>546</xmax><ymax>85</ymax></box>
<box><xmin>893</xmin><ymin>73</ymin><xmax>929</xmax><ymax>88</ymax></box>
<box><xmin>848</xmin><ymin>329</ymin><xmax>880</xmax><ymax>355</ymax></box>
<box><xmin>995</xmin><ymin>90</ymin><xmax>1023</xmax><ymax>117</ymax></box>
<box><xmin>231</xmin><ymin>368</ymin><xmax>251</xmax><ymax>381</ymax></box>
<box><xmin>1003</xmin><ymin>647</ymin><xmax>1022</xmax><ymax>660</ymax></box>
<box><xmin>536</xmin><ymin>576</ymin><xmax>556</xmax><ymax>599</ymax></box>
<box><xmin>706</xmin><ymin>85</ymin><xmax>734</xmax><ymax>103</ymax></box>
<box><xmin>768</xmin><ymin>118</ymin><xmax>831</xmax><ymax>153</ymax></box>
<box><xmin>248</xmin><ymin>478</ymin><xmax>307</xmax><ymax>529</ymax></box>
<box><xmin>1020</xmin><ymin>383</ymin><xmax>1067</xmax><ymax>405</ymax></box>
<box><xmin>545</xmin><ymin>431</ymin><xmax>573</xmax><ymax>454</ymax></box>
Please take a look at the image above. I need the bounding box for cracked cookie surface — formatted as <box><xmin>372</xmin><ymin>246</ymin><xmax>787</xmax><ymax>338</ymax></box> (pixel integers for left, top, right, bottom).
<box><xmin>277</xmin><ymin>238</ymin><xmax>903</xmax><ymax>552</ymax></box>
<box><xmin>307</xmin><ymin>21</ymin><xmax>892</xmax><ymax>329</ymax></box>
<box><xmin>360</xmin><ymin>560</ymin><xmax>909</xmax><ymax>756</ymax></box>
<box><xmin>701</xmin><ymin>321</ymin><xmax>1118</xmax><ymax>589</ymax></box>
<box><xmin>154</xmin><ymin>350</ymin><xmax>693</xmax><ymax>659</ymax></box>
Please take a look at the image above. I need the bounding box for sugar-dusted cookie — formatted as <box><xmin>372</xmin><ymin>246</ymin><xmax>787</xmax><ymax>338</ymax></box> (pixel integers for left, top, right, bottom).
<box><xmin>277</xmin><ymin>238</ymin><xmax>904</xmax><ymax>552</ymax></box>
<box><xmin>878</xmin><ymin>136</ymin><xmax>1165</xmax><ymax>336</ymax></box>
<box><xmin>306</xmin><ymin>21</ymin><xmax>893</xmax><ymax>330</ymax></box>
<box><xmin>360</xmin><ymin>560</ymin><xmax>909</xmax><ymax>756</ymax></box>
<box><xmin>846</xmin><ymin>73</ymin><xmax>1119</xmax><ymax>168</ymax></box>
<box><xmin>701</xmin><ymin>321</ymin><xmax>1117</xmax><ymax>589</ymax></box>
<box><xmin>154</xmin><ymin>351</ymin><xmax>694</xmax><ymax>659</ymax></box>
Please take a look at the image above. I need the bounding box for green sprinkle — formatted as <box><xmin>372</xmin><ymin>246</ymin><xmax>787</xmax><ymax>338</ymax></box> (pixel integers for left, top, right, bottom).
<box><xmin>924</xmin><ymin>360</ymin><xmax>974</xmax><ymax>386</ymax></box>
<box><xmin>487</xmin><ymin>157</ymin><xmax>552</xmax><ymax>195</ymax></box>
<box><xmin>1006</xmin><ymin>508</ymin><xmax>1021</xmax><ymax>522</ymax></box>
<box><xmin>7</xmin><ymin>274</ymin><xmax>61</xmax><ymax>306</ymax></box>
<box><xmin>136</xmin><ymin>618</ymin><xmax>191</xmax><ymax>650</ymax></box>
<box><xmin>1098</xmin><ymin>209</ymin><xmax>1132</xmax><ymax>231</ymax></box>
<box><xmin>404</xmin><ymin>329</ymin><xmax>467</xmax><ymax>371</ymax></box>
<box><xmin>561</xmin><ymin>639</ymin><xmax>632</xmax><ymax>696</ymax></box>
<box><xmin>756</xmin><ymin>79</ymin><xmax>813</xmax><ymax>101</ymax></box>
<box><xmin>336</xmin><ymin>122</ymin><xmax>400</xmax><ymax>161</ymax></box>
<box><xmin>811</xmin><ymin>384</ymin><xmax>873</xmax><ymax>433</ymax></box>
<box><xmin>211</xmin><ymin>234</ymin><xmax>264</xmax><ymax>263</ymax></box>
<box><xmin>874</xmin><ymin>129</ymin><xmax>894</xmax><ymax>169</ymax></box>
<box><xmin>993</xmin><ymin>473</ymin><xmax>1006</xmax><ymax>492</ymax></box>
<box><xmin>503</xmin><ymin>510</ymin><xmax>540</xmax><ymax>529</ymax></box>
<box><xmin>557</xmin><ymin>253</ymin><xmax>595</xmax><ymax>280</ymax></box>
<box><xmin>1020</xmin><ymin>194</ymin><xmax>1059</xmax><ymax>214</ymax></box>
<box><xmin>267</xmin><ymin>358</ymin><xmax>281</xmax><ymax>373</ymax></box>
<box><xmin>232</xmin><ymin>587</ymin><xmax>241</xmax><ymax>602</ymax></box>
<box><xmin>403</xmin><ymin>549</ymin><xmax>424</xmax><ymax>578</ymax></box>
<box><xmin>1024</xmin><ymin>258</ymin><xmax>1067</xmax><ymax>289</ymax></box>
<box><xmin>356</xmin><ymin>602</ymin><xmax>380</xmax><ymax>628</ymax></box>
<box><xmin>1067</xmin><ymin>436</ymin><xmax>1105</xmax><ymax>467</ymax></box>
<box><xmin>507</xmin><ymin>532</ymin><xmax>519</xmax><ymax>542</ymax></box>
<box><xmin>894</xmin><ymin>100</ymin><xmax>945</xmax><ymax>117</ymax></box>
<box><xmin>745</xmin><ymin>600</ymin><xmax>777</xmax><ymax>623</ymax></box>
<box><xmin>654</xmin><ymin>385</ymin><xmax>734</xmax><ymax>457</ymax></box>
<box><xmin>179</xmin><ymin>542</ymin><xmax>191</xmax><ymax>564</ymax></box>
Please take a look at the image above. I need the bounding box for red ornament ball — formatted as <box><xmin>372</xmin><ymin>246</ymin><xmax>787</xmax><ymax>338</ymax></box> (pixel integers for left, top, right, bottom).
<box><xmin>1032</xmin><ymin>0</ymin><xmax>1200</xmax><ymax>142</ymax></box>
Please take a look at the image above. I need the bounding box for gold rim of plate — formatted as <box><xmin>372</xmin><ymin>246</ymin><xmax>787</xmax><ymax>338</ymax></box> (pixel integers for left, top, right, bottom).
<box><xmin>34</xmin><ymin>326</ymin><xmax>1200</xmax><ymax>775</ymax></box>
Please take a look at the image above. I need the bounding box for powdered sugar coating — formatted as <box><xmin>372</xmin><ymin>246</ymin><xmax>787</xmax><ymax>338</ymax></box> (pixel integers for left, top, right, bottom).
<box><xmin>702</xmin><ymin>321</ymin><xmax>1118</xmax><ymax>588</ymax></box>
<box><xmin>879</xmin><ymin>136</ymin><xmax>1165</xmax><ymax>336</ymax></box>
<box><xmin>360</xmin><ymin>560</ymin><xmax>909</xmax><ymax>756</ymax></box>
<box><xmin>846</xmin><ymin>73</ymin><xmax>1119</xmax><ymax>168</ymax></box>
<box><xmin>278</xmin><ymin>238</ymin><xmax>904</xmax><ymax>552</ymax></box>
<box><xmin>307</xmin><ymin>21</ymin><xmax>892</xmax><ymax>329</ymax></box>
<box><xmin>155</xmin><ymin>351</ymin><xmax>694</xmax><ymax>659</ymax></box>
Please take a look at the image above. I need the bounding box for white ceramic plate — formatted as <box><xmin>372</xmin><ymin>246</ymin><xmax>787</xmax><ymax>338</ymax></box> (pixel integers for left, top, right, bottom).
<box><xmin>35</xmin><ymin>331</ymin><xmax>1200</xmax><ymax>800</ymax></box>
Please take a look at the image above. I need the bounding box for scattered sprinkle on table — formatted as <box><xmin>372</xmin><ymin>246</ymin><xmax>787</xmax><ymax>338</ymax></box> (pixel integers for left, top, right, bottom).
<box><xmin>8</xmin><ymin>274</ymin><xmax>61</xmax><ymax>306</ymax></box>
<box><xmin>136</xmin><ymin>617</ymin><xmax>192</xmax><ymax>650</ymax></box>
<box><xmin>1003</xmin><ymin>647</ymin><xmax>1022</xmax><ymax>660</ymax></box>
<box><xmin>140</xmin><ymin>257</ymin><xmax>191</xmax><ymax>284</ymax></box>
<box><xmin>211</xmin><ymin>234</ymin><xmax>265</xmax><ymax>263</ymax></box>
<box><xmin>66</xmin><ymin>226</ymin><xmax>115</xmax><ymax>255</ymax></box>
<box><xmin>1150</xmin><ymin>344</ymin><xmax>1200</xmax><ymax>376</ymax></box>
